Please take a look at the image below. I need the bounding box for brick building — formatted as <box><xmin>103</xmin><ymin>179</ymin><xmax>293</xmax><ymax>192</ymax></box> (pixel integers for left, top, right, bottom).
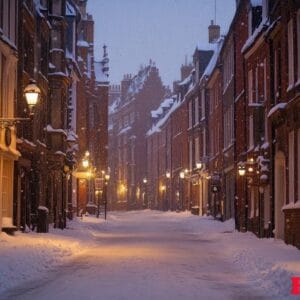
<box><xmin>266</xmin><ymin>0</ymin><xmax>300</xmax><ymax>248</ymax></box>
<box><xmin>0</xmin><ymin>0</ymin><xmax>18</xmax><ymax>232</ymax></box>
<box><xmin>145</xmin><ymin>0</ymin><xmax>300</xmax><ymax>250</ymax></box>
<box><xmin>108</xmin><ymin>63</ymin><xmax>166</xmax><ymax>210</ymax></box>
<box><xmin>0</xmin><ymin>0</ymin><xmax>108</xmax><ymax>233</ymax></box>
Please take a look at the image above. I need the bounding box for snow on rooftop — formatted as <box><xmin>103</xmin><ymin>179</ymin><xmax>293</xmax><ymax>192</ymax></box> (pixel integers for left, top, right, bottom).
<box><xmin>108</xmin><ymin>99</ymin><xmax>120</xmax><ymax>115</ymax></box>
<box><xmin>77</xmin><ymin>40</ymin><xmax>89</xmax><ymax>48</ymax></box>
<box><xmin>118</xmin><ymin>125</ymin><xmax>132</xmax><ymax>136</ymax></box>
<box><xmin>94</xmin><ymin>61</ymin><xmax>109</xmax><ymax>83</ymax></box>
<box><xmin>201</xmin><ymin>37</ymin><xmax>225</xmax><ymax>78</ymax></box>
<box><xmin>267</xmin><ymin>103</ymin><xmax>287</xmax><ymax>118</ymax></box>
<box><xmin>125</xmin><ymin>65</ymin><xmax>152</xmax><ymax>102</ymax></box>
<box><xmin>178</xmin><ymin>74</ymin><xmax>192</xmax><ymax>86</ymax></box>
<box><xmin>45</xmin><ymin>125</ymin><xmax>67</xmax><ymax>136</ymax></box>
<box><xmin>147</xmin><ymin>99</ymin><xmax>180</xmax><ymax>136</ymax></box>
<box><xmin>241</xmin><ymin>18</ymin><xmax>269</xmax><ymax>53</ymax></box>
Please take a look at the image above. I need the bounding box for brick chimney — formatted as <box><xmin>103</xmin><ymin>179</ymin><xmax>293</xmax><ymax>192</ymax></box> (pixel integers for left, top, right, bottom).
<box><xmin>208</xmin><ymin>20</ymin><xmax>220</xmax><ymax>43</ymax></box>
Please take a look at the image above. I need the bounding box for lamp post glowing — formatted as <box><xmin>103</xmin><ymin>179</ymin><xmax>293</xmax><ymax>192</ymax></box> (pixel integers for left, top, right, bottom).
<box><xmin>24</xmin><ymin>80</ymin><xmax>40</xmax><ymax>112</ymax></box>
<box><xmin>196</xmin><ymin>162</ymin><xmax>202</xmax><ymax>170</ymax></box>
<box><xmin>238</xmin><ymin>166</ymin><xmax>246</xmax><ymax>177</ymax></box>
<box><xmin>103</xmin><ymin>172</ymin><xmax>110</xmax><ymax>220</ymax></box>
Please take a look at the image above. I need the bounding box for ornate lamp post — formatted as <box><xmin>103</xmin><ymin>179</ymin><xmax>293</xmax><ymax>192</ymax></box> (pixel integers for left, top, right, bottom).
<box><xmin>103</xmin><ymin>173</ymin><xmax>110</xmax><ymax>220</ymax></box>
<box><xmin>0</xmin><ymin>80</ymin><xmax>40</xmax><ymax>126</ymax></box>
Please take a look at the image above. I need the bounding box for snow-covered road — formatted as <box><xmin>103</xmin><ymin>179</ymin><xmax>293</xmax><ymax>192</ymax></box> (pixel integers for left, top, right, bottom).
<box><xmin>1</xmin><ymin>210</ymin><xmax>299</xmax><ymax>299</ymax></box>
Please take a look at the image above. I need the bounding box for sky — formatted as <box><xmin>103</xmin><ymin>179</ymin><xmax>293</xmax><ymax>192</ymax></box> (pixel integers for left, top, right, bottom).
<box><xmin>87</xmin><ymin>0</ymin><xmax>236</xmax><ymax>88</ymax></box>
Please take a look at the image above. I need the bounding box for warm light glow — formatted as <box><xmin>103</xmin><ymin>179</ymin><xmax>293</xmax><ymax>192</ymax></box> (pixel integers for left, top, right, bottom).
<box><xmin>143</xmin><ymin>178</ymin><xmax>148</xmax><ymax>184</ymax></box>
<box><xmin>85</xmin><ymin>151</ymin><xmax>90</xmax><ymax>157</ymax></box>
<box><xmin>184</xmin><ymin>168</ymin><xmax>189</xmax><ymax>174</ymax></box>
<box><xmin>82</xmin><ymin>158</ymin><xmax>89</xmax><ymax>168</ymax></box>
<box><xmin>196</xmin><ymin>162</ymin><xmax>202</xmax><ymax>169</ymax></box>
<box><xmin>238</xmin><ymin>168</ymin><xmax>246</xmax><ymax>176</ymax></box>
<box><xmin>180</xmin><ymin>171</ymin><xmax>185</xmax><ymax>179</ymax></box>
<box><xmin>166</xmin><ymin>171</ymin><xmax>171</xmax><ymax>179</ymax></box>
<box><xmin>118</xmin><ymin>183</ymin><xmax>127</xmax><ymax>196</ymax></box>
<box><xmin>105</xmin><ymin>174</ymin><xmax>110</xmax><ymax>181</ymax></box>
<box><xmin>24</xmin><ymin>80</ymin><xmax>40</xmax><ymax>107</ymax></box>
<box><xmin>248</xmin><ymin>167</ymin><xmax>254</xmax><ymax>173</ymax></box>
<box><xmin>160</xmin><ymin>185</ymin><xmax>166</xmax><ymax>192</ymax></box>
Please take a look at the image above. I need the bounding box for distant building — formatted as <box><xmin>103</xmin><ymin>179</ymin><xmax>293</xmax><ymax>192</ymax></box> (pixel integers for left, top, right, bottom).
<box><xmin>108</xmin><ymin>63</ymin><xmax>166</xmax><ymax>210</ymax></box>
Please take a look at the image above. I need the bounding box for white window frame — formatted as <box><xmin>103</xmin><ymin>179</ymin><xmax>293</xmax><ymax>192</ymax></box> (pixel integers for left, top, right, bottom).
<box><xmin>189</xmin><ymin>139</ymin><xmax>193</xmax><ymax>171</ymax></box>
<box><xmin>248</xmin><ymin>69</ymin><xmax>253</xmax><ymax>104</ymax></box>
<box><xmin>263</xmin><ymin>58</ymin><xmax>267</xmax><ymax>102</ymax></box>
<box><xmin>188</xmin><ymin>101</ymin><xmax>192</xmax><ymax>129</ymax></box>
<box><xmin>195</xmin><ymin>137</ymin><xmax>199</xmax><ymax>166</ymax></box>
<box><xmin>249</xmin><ymin>115</ymin><xmax>254</xmax><ymax>148</ymax></box>
<box><xmin>195</xmin><ymin>97</ymin><xmax>199</xmax><ymax>125</ymax></box>
<box><xmin>289</xmin><ymin>130</ymin><xmax>295</xmax><ymax>203</ymax></box>
<box><xmin>201</xmin><ymin>89</ymin><xmax>205</xmax><ymax>120</ymax></box>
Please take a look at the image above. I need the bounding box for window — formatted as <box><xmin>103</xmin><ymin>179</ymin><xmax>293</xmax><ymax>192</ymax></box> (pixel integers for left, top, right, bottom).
<box><xmin>248</xmin><ymin>69</ymin><xmax>253</xmax><ymax>104</ymax></box>
<box><xmin>209</xmin><ymin>89</ymin><xmax>213</xmax><ymax>114</ymax></box>
<box><xmin>288</xmin><ymin>19</ymin><xmax>294</xmax><ymax>89</ymax></box>
<box><xmin>9</xmin><ymin>0</ymin><xmax>16</xmax><ymax>44</ymax></box>
<box><xmin>189</xmin><ymin>139</ymin><xmax>193</xmax><ymax>171</ymax></box>
<box><xmin>195</xmin><ymin>97</ymin><xmax>199</xmax><ymax>125</ymax></box>
<box><xmin>255</xmin><ymin>66</ymin><xmax>259</xmax><ymax>102</ymax></box>
<box><xmin>298</xmin><ymin>129</ymin><xmax>300</xmax><ymax>202</ymax></box>
<box><xmin>210</xmin><ymin>128</ymin><xmax>214</xmax><ymax>157</ymax></box>
<box><xmin>0</xmin><ymin>54</ymin><xmax>8</xmax><ymax>117</ymax></box>
<box><xmin>0</xmin><ymin>0</ymin><xmax>3</xmax><ymax>30</ymax></box>
<box><xmin>203</xmin><ymin>128</ymin><xmax>207</xmax><ymax>157</ymax></box>
<box><xmin>2</xmin><ymin>0</ymin><xmax>8</xmax><ymax>36</ymax></box>
<box><xmin>130</xmin><ymin>112</ymin><xmax>135</xmax><ymax>124</ymax></box>
<box><xmin>224</xmin><ymin>106</ymin><xmax>234</xmax><ymax>149</ymax></box>
<box><xmin>249</xmin><ymin>115</ymin><xmax>254</xmax><ymax>148</ymax></box>
<box><xmin>188</xmin><ymin>101</ymin><xmax>192</xmax><ymax>128</ymax></box>
<box><xmin>124</xmin><ymin>115</ymin><xmax>129</xmax><ymax>127</ymax></box>
<box><xmin>223</xmin><ymin>43</ymin><xmax>234</xmax><ymax>91</ymax></box>
<box><xmin>297</xmin><ymin>10</ymin><xmax>300</xmax><ymax>83</ymax></box>
<box><xmin>289</xmin><ymin>131</ymin><xmax>295</xmax><ymax>203</ymax></box>
<box><xmin>195</xmin><ymin>137</ymin><xmax>199</xmax><ymax>166</ymax></box>
<box><xmin>263</xmin><ymin>58</ymin><xmax>267</xmax><ymax>102</ymax></box>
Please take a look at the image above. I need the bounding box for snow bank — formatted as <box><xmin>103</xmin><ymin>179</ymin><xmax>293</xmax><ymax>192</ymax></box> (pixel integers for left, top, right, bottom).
<box><xmin>0</xmin><ymin>216</ymin><xmax>106</xmax><ymax>294</ymax></box>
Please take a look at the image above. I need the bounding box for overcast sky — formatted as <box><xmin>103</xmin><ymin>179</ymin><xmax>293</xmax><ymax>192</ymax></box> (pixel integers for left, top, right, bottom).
<box><xmin>87</xmin><ymin>0</ymin><xmax>236</xmax><ymax>88</ymax></box>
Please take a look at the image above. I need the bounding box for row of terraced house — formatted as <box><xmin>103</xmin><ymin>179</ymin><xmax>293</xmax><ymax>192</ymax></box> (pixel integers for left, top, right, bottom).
<box><xmin>146</xmin><ymin>0</ymin><xmax>300</xmax><ymax>249</ymax></box>
<box><xmin>0</xmin><ymin>0</ymin><xmax>109</xmax><ymax>233</ymax></box>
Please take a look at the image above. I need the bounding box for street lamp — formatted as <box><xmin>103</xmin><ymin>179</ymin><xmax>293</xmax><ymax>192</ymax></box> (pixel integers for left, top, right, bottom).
<box><xmin>0</xmin><ymin>80</ymin><xmax>40</xmax><ymax>126</ymax></box>
<box><xmin>196</xmin><ymin>162</ymin><xmax>202</xmax><ymax>170</ymax></box>
<box><xmin>24</xmin><ymin>80</ymin><xmax>41</xmax><ymax>113</ymax></box>
<box><xmin>166</xmin><ymin>171</ymin><xmax>171</xmax><ymax>179</ymax></box>
<box><xmin>238</xmin><ymin>165</ymin><xmax>246</xmax><ymax>177</ymax></box>
<box><xmin>143</xmin><ymin>177</ymin><xmax>148</xmax><ymax>184</ymax></box>
<box><xmin>103</xmin><ymin>173</ymin><xmax>110</xmax><ymax>220</ymax></box>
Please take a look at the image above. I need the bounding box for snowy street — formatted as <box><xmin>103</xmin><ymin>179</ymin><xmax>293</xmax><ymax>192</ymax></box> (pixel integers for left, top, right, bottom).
<box><xmin>0</xmin><ymin>211</ymin><xmax>299</xmax><ymax>299</ymax></box>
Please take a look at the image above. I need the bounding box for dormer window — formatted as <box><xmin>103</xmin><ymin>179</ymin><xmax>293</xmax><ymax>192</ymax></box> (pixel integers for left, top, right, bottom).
<box><xmin>248</xmin><ymin>1</ymin><xmax>263</xmax><ymax>36</ymax></box>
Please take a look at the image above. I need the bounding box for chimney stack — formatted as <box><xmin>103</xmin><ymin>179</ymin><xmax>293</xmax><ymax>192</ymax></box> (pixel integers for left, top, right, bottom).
<box><xmin>208</xmin><ymin>20</ymin><xmax>220</xmax><ymax>43</ymax></box>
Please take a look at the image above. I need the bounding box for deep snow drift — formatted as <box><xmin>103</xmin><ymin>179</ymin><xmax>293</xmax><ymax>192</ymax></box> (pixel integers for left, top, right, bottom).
<box><xmin>0</xmin><ymin>210</ymin><xmax>299</xmax><ymax>299</ymax></box>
